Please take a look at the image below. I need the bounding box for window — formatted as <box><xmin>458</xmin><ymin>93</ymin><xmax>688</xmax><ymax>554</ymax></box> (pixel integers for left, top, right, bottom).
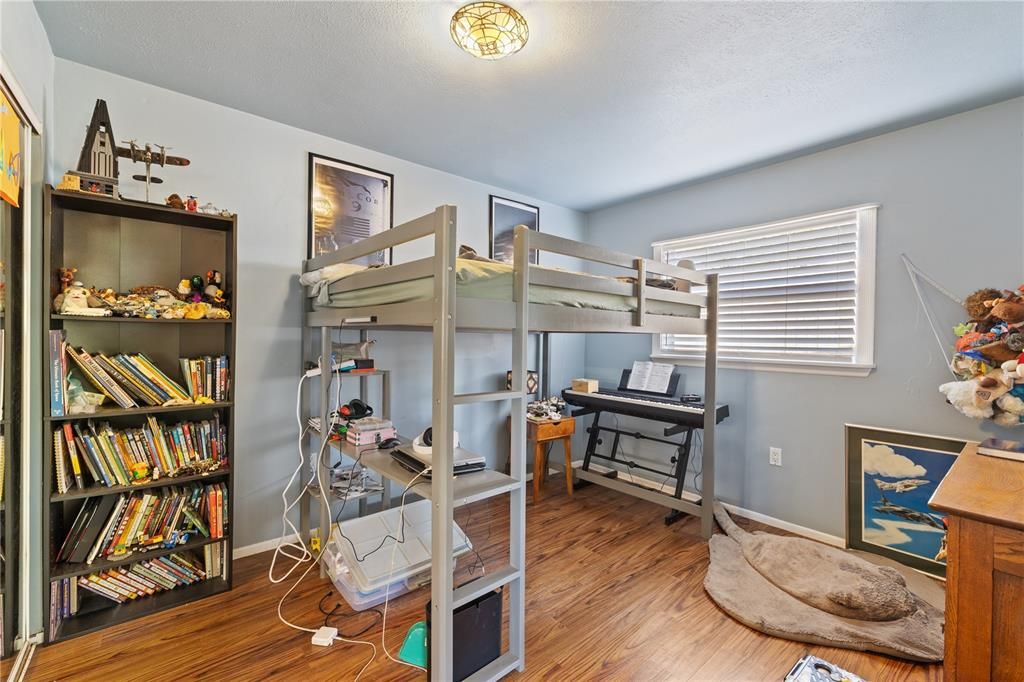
<box><xmin>653</xmin><ymin>205</ymin><xmax>877</xmax><ymax>376</ymax></box>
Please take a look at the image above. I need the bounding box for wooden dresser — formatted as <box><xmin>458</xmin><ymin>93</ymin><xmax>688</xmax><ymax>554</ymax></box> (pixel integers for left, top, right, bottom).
<box><xmin>930</xmin><ymin>443</ymin><xmax>1024</xmax><ymax>681</ymax></box>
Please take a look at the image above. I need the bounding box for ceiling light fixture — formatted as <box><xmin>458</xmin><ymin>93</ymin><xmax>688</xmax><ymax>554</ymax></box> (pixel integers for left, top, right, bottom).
<box><xmin>450</xmin><ymin>2</ymin><xmax>529</xmax><ymax>61</ymax></box>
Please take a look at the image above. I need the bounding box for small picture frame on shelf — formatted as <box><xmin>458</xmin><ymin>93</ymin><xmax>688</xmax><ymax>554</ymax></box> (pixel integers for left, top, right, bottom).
<box><xmin>307</xmin><ymin>153</ymin><xmax>393</xmax><ymax>264</ymax></box>
<box><xmin>845</xmin><ymin>424</ymin><xmax>966</xmax><ymax>577</ymax></box>
<box><xmin>489</xmin><ymin>195</ymin><xmax>539</xmax><ymax>265</ymax></box>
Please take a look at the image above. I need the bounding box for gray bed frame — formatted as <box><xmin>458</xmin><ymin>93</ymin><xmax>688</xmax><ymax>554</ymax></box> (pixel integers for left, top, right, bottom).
<box><xmin>300</xmin><ymin>205</ymin><xmax>719</xmax><ymax>681</ymax></box>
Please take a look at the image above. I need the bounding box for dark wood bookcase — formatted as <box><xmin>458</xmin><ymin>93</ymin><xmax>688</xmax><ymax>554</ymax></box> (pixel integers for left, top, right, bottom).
<box><xmin>40</xmin><ymin>187</ymin><xmax>236</xmax><ymax>642</ymax></box>
<box><xmin>1</xmin><ymin>188</ymin><xmax>24</xmax><ymax>659</ymax></box>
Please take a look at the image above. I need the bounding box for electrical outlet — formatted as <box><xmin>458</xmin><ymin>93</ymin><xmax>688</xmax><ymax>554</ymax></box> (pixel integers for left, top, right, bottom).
<box><xmin>769</xmin><ymin>447</ymin><xmax>782</xmax><ymax>467</ymax></box>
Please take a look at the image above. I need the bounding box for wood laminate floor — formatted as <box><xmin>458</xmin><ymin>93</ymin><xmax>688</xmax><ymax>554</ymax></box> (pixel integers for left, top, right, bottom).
<box><xmin>27</xmin><ymin>482</ymin><xmax>943</xmax><ymax>681</ymax></box>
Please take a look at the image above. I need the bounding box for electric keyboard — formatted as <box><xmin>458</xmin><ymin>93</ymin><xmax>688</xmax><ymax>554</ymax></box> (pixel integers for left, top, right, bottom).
<box><xmin>562</xmin><ymin>389</ymin><xmax>729</xmax><ymax>426</ymax></box>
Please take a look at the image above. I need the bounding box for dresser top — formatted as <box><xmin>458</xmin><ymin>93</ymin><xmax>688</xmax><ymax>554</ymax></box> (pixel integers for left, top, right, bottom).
<box><xmin>930</xmin><ymin>442</ymin><xmax>1024</xmax><ymax>531</ymax></box>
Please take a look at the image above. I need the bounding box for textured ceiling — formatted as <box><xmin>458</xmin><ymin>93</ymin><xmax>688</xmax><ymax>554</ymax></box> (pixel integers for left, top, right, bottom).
<box><xmin>35</xmin><ymin>1</ymin><xmax>1024</xmax><ymax>210</ymax></box>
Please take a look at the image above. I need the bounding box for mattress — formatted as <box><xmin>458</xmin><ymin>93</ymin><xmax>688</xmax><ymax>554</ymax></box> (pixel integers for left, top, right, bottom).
<box><xmin>307</xmin><ymin>258</ymin><xmax>700</xmax><ymax>318</ymax></box>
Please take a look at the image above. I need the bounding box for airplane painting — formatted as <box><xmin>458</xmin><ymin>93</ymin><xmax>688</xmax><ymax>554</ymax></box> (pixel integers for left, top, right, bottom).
<box><xmin>872</xmin><ymin>478</ymin><xmax>930</xmax><ymax>493</ymax></box>
<box><xmin>846</xmin><ymin>425</ymin><xmax>965</xmax><ymax>577</ymax></box>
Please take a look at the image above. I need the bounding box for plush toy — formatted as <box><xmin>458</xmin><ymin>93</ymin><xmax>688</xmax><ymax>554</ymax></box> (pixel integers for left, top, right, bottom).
<box><xmin>60</xmin><ymin>286</ymin><xmax>112</xmax><ymax>317</ymax></box>
<box><xmin>939</xmin><ymin>379</ymin><xmax>996</xmax><ymax>420</ymax></box>
<box><xmin>166</xmin><ymin>193</ymin><xmax>185</xmax><ymax>210</ymax></box>
<box><xmin>964</xmin><ymin>288</ymin><xmax>1003</xmax><ymax>320</ymax></box>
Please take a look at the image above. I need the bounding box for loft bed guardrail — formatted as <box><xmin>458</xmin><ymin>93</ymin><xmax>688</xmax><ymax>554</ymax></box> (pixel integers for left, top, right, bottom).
<box><xmin>299</xmin><ymin>204</ymin><xmax>719</xmax><ymax>681</ymax></box>
<box><xmin>302</xmin><ymin>205</ymin><xmax>715</xmax><ymax>336</ymax></box>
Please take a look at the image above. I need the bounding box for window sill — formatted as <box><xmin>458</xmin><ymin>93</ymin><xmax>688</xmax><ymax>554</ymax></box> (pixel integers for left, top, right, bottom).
<box><xmin>651</xmin><ymin>354</ymin><xmax>875</xmax><ymax>378</ymax></box>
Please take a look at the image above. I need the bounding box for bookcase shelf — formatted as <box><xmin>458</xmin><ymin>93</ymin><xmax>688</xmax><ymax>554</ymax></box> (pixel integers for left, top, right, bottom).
<box><xmin>51</xmin><ymin>468</ymin><xmax>230</xmax><ymax>502</ymax></box>
<box><xmin>45</xmin><ymin>401</ymin><xmax>233</xmax><ymax>422</ymax></box>
<box><xmin>56</xmin><ymin>577</ymin><xmax>230</xmax><ymax>642</ymax></box>
<box><xmin>54</xmin><ymin>315</ymin><xmax>232</xmax><ymax>325</ymax></box>
<box><xmin>41</xmin><ymin>185</ymin><xmax>237</xmax><ymax>643</ymax></box>
<box><xmin>51</xmin><ymin>535</ymin><xmax>228</xmax><ymax>580</ymax></box>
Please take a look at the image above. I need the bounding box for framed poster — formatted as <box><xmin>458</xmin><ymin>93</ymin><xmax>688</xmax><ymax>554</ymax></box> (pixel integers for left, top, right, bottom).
<box><xmin>489</xmin><ymin>195</ymin><xmax>539</xmax><ymax>264</ymax></box>
<box><xmin>845</xmin><ymin>424</ymin><xmax>966</xmax><ymax>577</ymax></box>
<box><xmin>307</xmin><ymin>153</ymin><xmax>393</xmax><ymax>264</ymax></box>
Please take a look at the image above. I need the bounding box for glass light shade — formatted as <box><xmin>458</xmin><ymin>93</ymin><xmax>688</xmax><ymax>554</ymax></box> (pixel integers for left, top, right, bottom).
<box><xmin>451</xmin><ymin>2</ymin><xmax>529</xmax><ymax>61</ymax></box>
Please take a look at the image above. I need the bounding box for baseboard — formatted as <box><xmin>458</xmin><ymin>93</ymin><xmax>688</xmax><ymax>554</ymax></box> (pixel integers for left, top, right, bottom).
<box><xmin>569</xmin><ymin>459</ymin><xmax>844</xmax><ymax>547</ymax></box>
<box><xmin>234</xmin><ymin>534</ymin><xmax>302</xmax><ymax>560</ymax></box>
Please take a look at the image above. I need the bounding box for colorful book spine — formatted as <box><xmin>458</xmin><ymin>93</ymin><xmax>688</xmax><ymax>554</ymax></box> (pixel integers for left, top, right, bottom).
<box><xmin>49</xmin><ymin>330</ymin><xmax>66</xmax><ymax>416</ymax></box>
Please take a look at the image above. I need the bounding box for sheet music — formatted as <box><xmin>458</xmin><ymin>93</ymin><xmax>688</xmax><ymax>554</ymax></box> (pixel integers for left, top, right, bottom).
<box><xmin>626</xmin><ymin>361</ymin><xmax>673</xmax><ymax>394</ymax></box>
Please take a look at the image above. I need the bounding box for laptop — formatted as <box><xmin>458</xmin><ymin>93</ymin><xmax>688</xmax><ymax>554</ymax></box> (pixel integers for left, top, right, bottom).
<box><xmin>391</xmin><ymin>446</ymin><xmax>487</xmax><ymax>478</ymax></box>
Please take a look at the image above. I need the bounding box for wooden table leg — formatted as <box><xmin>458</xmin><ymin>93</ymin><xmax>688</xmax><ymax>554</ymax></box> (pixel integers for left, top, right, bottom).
<box><xmin>563</xmin><ymin>436</ymin><xmax>573</xmax><ymax>497</ymax></box>
<box><xmin>533</xmin><ymin>440</ymin><xmax>544</xmax><ymax>503</ymax></box>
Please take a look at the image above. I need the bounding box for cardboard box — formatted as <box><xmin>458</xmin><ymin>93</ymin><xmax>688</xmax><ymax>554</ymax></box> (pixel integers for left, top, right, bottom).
<box><xmin>571</xmin><ymin>378</ymin><xmax>599</xmax><ymax>393</ymax></box>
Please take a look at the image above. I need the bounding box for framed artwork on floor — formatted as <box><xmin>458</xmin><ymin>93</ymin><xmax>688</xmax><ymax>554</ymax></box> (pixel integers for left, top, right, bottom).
<box><xmin>845</xmin><ymin>424</ymin><xmax>967</xmax><ymax>577</ymax></box>
<box><xmin>307</xmin><ymin>153</ymin><xmax>393</xmax><ymax>264</ymax></box>
<box><xmin>489</xmin><ymin>195</ymin><xmax>539</xmax><ymax>264</ymax></box>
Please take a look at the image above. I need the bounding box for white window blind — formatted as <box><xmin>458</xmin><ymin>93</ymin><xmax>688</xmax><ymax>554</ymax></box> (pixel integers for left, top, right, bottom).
<box><xmin>653</xmin><ymin>205</ymin><xmax>877</xmax><ymax>375</ymax></box>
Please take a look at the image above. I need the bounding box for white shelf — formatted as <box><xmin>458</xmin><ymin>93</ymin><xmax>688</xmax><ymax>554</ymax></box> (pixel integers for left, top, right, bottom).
<box><xmin>315</xmin><ymin>430</ymin><xmax>521</xmax><ymax>507</ymax></box>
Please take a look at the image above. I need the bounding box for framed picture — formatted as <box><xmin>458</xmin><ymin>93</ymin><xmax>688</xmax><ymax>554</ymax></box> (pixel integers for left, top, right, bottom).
<box><xmin>307</xmin><ymin>153</ymin><xmax>393</xmax><ymax>264</ymax></box>
<box><xmin>845</xmin><ymin>424</ymin><xmax>967</xmax><ymax>577</ymax></box>
<box><xmin>489</xmin><ymin>195</ymin><xmax>539</xmax><ymax>264</ymax></box>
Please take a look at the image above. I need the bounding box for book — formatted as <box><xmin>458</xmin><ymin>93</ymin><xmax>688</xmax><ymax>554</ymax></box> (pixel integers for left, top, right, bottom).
<box><xmin>63</xmin><ymin>423</ymin><xmax>86</xmax><ymax>490</ymax></box>
<box><xmin>977</xmin><ymin>438</ymin><xmax>1024</xmax><ymax>462</ymax></box>
<box><xmin>54</xmin><ymin>429</ymin><xmax>72</xmax><ymax>495</ymax></box>
<box><xmin>49</xmin><ymin>330</ymin><xmax>67</xmax><ymax>416</ymax></box>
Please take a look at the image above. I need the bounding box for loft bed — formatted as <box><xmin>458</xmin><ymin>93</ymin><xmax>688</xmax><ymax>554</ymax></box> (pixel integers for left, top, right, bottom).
<box><xmin>299</xmin><ymin>205</ymin><xmax>719</xmax><ymax>681</ymax></box>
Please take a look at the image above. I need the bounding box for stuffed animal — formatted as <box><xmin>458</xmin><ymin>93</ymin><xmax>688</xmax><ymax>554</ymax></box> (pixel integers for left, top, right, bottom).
<box><xmin>964</xmin><ymin>288</ymin><xmax>1003</xmax><ymax>320</ymax></box>
<box><xmin>165</xmin><ymin>193</ymin><xmax>185</xmax><ymax>210</ymax></box>
<box><xmin>939</xmin><ymin>380</ymin><xmax>996</xmax><ymax>420</ymax></box>
<box><xmin>60</xmin><ymin>286</ymin><xmax>112</xmax><ymax>317</ymax></box>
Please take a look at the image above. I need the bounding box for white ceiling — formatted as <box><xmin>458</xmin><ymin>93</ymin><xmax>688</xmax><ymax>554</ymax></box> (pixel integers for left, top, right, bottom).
<box><xmin>35</xmin><ymin>1</ymin><xmax>1024</xmax><ymax>211</ymax></box>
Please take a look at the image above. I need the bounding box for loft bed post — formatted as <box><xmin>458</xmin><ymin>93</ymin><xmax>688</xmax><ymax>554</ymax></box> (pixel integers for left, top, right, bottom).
<box><xmin>318</xmin><ymin>325</ymin><xmax>332</xmax><ymax>576</ymax></box>
<box><xmin>509</xmin><ymin>225</ymin><xmax>530</xmax><ymax>670</ymax></box>
<box><xmin>430</xmin><ymin>204</ymin><xmax>458</xmax><ymax>680</ymax></box>
<box><xmin>701</xmin><ymin>273</ymin><xmax>719</xmax><ymax>539</ymax></box>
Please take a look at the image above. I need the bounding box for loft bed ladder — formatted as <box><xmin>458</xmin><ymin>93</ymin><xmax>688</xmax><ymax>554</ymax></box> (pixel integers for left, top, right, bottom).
<box><xmin>307</xmin><ymin>206</ymin><xmax>527</xmax><ymax>680</ymax></box>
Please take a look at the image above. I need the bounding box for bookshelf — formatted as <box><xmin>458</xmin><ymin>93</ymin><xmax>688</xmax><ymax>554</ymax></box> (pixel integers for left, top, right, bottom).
<box><xmin>40</xmin><ymin>187</ymin><xmax>236</xmax><ymax>643</ymax></box>
<box><xmin>0</xmin><ymin>184</ymin><xmax>24</xmax><ymax>659</ymax></box>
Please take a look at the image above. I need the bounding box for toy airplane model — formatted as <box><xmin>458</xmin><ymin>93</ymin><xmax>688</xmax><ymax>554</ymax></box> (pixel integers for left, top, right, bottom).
<box><xmin>116</xmin><ymin>140</ymin><xmax>190</xmax><ymax>201</ymax></box>
<box><xmin>872</xmin><ymin>478</ymin><xmax>930</xmax><ymax>493</ymax></box>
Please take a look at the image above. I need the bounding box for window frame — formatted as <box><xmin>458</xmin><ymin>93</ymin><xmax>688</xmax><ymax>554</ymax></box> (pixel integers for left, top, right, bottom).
<box><xmin>651</xmin><ymin>204</ymin><xmax>878</xmax><ymax>377</ymax></box>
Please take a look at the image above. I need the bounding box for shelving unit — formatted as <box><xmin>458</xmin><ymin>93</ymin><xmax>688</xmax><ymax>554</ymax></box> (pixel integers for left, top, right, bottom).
<box><xmin>0</xmin><ymin>179</ymin><xmax>24</xmax><ymax>659</ymax></box>
<box><xmin>40</xmin><ymin>186</ymin><xmax>237</xmax><ymax>643</ymax></box>
<box><xmin>300</xmin><ymin>365</ymin><xmax>396</xmax><ymax>563</ymax></box>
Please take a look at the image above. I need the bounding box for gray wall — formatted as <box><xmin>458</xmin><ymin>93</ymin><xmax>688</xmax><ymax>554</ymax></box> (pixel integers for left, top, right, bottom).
<box><xmin>584</xmin><ymin>98</ymin><xmax>1024</xmax><ymax>538</ymax></box>
<box><xmin>1</xmin><ymin>0</ymin><xmax>55</xmax><ymax>643</ymax></box>
<box><xmin>50</xmin><ymin>59</ymin><xmax>587</xmax><ymax>553</ymax></box>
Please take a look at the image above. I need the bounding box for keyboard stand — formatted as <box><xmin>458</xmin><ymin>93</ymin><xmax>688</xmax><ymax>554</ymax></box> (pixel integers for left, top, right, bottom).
<box><xmin>572</xmin><ymin>408</ymin><xmax>697</xmax><ymax>526</ymax></box>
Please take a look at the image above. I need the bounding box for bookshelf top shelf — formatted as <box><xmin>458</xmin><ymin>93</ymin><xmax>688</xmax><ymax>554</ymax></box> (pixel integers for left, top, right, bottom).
<box><xmin>46</xmin><ymin>402</ymin><xmax>233</xmax><ymax>422</ymax></box>
<box><xmin>49</xmin><ymin>187</ymin><xmax>235</xmax><ymax>232</ymax></box>
<box><xmin>53</xmin><ymin>315</ymin><xmax>232</xmax><ymax>325</ymax></box>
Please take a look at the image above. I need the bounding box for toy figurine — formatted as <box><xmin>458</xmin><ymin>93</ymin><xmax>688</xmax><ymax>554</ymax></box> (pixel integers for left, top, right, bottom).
<box><xmin>165</xmin><ymin>193</ymin><xmax>185</xmax><ymax>210</ymax></box>
<box><xmin>185</xmin><ymin>195</ymin><xmax>198</xmax><ymax>212</ymax></box>
<box><xmin>204</xmin><ymin>269</ymin><xmax>226</xmax><ymax>304</ymax></box>
<box><xmin>59</xmin><ymin>267</ymin><xmax>78</xmax><ymax>291</ymax></box>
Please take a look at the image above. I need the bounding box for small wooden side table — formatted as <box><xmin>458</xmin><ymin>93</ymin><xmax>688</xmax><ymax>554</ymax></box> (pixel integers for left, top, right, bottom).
<box><xmin>527</xmin><ymin>416</ymin><xmax>575</xmax><ymax>503</ymax></box>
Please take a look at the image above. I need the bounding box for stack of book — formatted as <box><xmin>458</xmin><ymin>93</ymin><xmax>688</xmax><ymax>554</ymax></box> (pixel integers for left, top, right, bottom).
<box><xmin>345</xmin><ymin>416</ymin><xmax>396</xmax><ymax>446</ymax></box>
<box><xmin>55</xmin><ymin>482</ymin><xmax>228</xmax><ymax>565</ymax></box>
<box><xmin>180</xmin><ymin>355</ymin><xmax>230</xmax><ymax>402</ymax></box>
<box><xmin>49</xmin><ymin>550</ymin><xmax>214</xmax><ymax>636</ymax></box>
<box><xmin>53</xmin><ymin>415</ymin><xmax>227</xmax><ymax>492</ymax></box>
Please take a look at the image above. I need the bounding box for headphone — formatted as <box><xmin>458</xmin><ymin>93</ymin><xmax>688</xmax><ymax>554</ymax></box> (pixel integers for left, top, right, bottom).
<box><xmin>412</xmin><ymin>427</ymin><xmax>460</xmax><ymax>456</ymax></box>
<box><xmin>339</xmin><ymin>398</ymin><xmax>373</xmax><ymax>420</ymax></box>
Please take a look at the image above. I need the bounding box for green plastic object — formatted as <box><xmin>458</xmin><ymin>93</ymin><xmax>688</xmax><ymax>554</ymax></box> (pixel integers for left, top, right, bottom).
<box><xmin>398</xmin><ymin>621</ymin><xmax>428</xmax><ymax>668</ymax></box>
